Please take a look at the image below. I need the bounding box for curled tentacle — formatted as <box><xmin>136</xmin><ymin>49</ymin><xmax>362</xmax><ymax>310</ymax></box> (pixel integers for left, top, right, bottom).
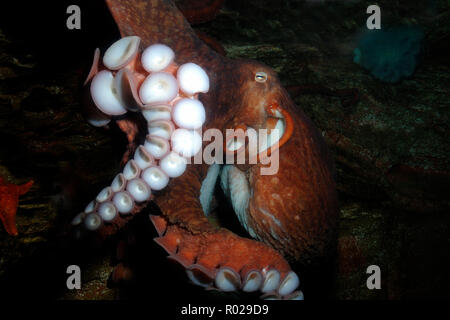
<box><xmin>73</xmin><ymin>39</ymin><xmax>210</xmax><ymax>241</ymax></box>
<box><xmin>150</xmin><ymin>214</ymin><xmax>302</xmax><ymax>299</ymax></box>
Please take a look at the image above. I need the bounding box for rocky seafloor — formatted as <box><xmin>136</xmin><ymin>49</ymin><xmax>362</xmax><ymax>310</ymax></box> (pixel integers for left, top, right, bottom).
<box><xmin>0</xmin><ymin>0</ymin><xmax>448</xmax><ymax>300</ymax></box>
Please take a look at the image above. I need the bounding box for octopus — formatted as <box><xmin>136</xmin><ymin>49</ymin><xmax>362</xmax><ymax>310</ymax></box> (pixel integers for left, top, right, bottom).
<box><xmin>71</xmin><ymin>0</ymin><xmax>338</xmax><ymax>300</ymax></box>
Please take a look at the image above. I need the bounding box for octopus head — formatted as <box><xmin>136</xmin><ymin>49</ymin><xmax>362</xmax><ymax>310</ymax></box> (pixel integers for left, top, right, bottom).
<box><xmin>219</xmin><ymin>61</ymin><xmax>338</xmax><ymax>266</ymax></box>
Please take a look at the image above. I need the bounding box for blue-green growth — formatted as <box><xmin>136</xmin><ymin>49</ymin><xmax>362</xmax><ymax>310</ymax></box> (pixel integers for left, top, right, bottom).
<box><xmin>353</xmin><ymin>26</ymin><xmax>424</xmax><ymax>83</ymax></box>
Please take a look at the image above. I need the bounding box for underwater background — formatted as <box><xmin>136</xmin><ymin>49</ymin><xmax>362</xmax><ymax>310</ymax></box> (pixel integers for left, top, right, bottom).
<box><xmin>0</xmin><ymin>0</ymin><xmax>448</xmax><ymax>300</ymax></box>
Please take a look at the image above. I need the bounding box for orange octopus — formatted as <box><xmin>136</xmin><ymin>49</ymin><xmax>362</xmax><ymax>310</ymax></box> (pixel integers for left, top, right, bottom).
<box><xmin>72</xmin><ymin>0</ymin><xmax>338</xmax><ymax>300</ymax></box>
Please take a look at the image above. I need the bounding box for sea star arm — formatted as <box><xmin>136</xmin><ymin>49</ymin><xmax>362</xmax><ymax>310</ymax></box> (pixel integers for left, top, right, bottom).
<box><xmin>0</xmin><ymin>180</ymin><xmax>33</xmax><ymax>236</ymax></box>
<box><xmin>18</xmin><ymin>180</ymin><xmax>34</xmax><ymax>196</ymax></box>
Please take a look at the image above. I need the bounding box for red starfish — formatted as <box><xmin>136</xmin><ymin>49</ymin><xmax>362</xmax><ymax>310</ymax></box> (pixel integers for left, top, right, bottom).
<box><xmin>0</xmin><ymin>176</ymin><xmax>34</xmax><ymax>236</ymax></box>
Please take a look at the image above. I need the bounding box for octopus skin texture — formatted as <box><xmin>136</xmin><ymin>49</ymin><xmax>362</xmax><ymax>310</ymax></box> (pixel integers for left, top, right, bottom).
<box><xmin>72</xmin><ymin>0</ymin><xmax>338</xmax><ymax>300</ymax></box>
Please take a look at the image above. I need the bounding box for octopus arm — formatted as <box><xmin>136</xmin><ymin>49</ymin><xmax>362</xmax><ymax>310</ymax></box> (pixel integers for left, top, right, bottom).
<box><xmin>151</xmin><ymin>165</ymin><xmax>301</xmax><ymax>298</ymax></box>
<box><xmin>154</xmin><ymin>164</ymin><xmax>215</xmax><ymax>233</ymax></box>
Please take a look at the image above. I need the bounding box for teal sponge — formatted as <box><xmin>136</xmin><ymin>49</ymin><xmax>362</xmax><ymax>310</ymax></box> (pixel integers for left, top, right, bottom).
<box><xmin>353</xmin><ymin>26</ymin><xmax>424</xmax><ymax>83</ymax></box>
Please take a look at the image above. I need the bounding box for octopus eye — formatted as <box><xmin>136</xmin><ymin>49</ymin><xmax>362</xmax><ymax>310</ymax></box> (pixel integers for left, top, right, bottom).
<box><xmin>255</xmin><ymin>71</ymin><xmax>268</xmax><ymax>83</ymax></box>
